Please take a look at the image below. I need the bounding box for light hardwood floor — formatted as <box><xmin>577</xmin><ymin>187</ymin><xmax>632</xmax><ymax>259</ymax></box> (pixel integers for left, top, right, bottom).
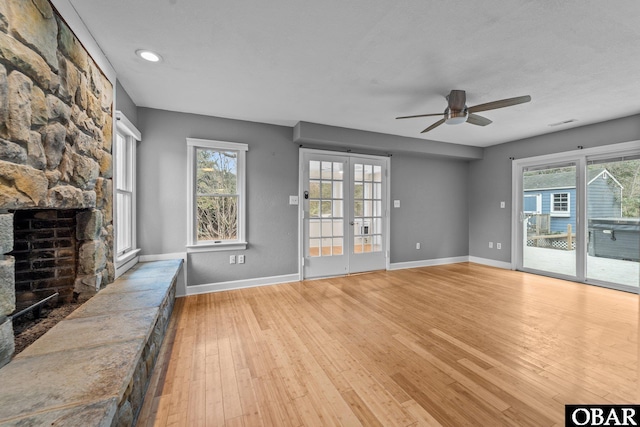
<box><xmin>137</xmin><ymin>263</ymin><xmax>639</xmax><ymax>427</ymax></box>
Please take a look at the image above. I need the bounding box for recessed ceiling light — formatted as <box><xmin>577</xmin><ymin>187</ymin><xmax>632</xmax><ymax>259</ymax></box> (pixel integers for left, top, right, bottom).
<box><xmin>136</xmin><ymin>49</ymin><xmax>162</xmax><ymax>62</ymax></box>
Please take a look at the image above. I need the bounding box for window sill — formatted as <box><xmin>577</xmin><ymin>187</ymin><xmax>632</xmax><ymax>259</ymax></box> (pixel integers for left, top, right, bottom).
<box><xmin>116</xmin><ymin>248</ymin><xmax>141</xmax><ymax>266</ymax></box>
<box><xmin>187</xmin><ymin>242</ymin><xmax>248</xmax><ymax>253</ymax></box>
<box><xmin>550</xmin><ymin>213</ymin><xmax>570</xmax><ymax>218</ymax></box>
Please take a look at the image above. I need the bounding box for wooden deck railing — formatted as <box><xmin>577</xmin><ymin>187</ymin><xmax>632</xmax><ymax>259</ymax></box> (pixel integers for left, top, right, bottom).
<box><xmin>528</xmin><ymin>224</ymin><xmax>575</xmax><ymax>250</ymax></box>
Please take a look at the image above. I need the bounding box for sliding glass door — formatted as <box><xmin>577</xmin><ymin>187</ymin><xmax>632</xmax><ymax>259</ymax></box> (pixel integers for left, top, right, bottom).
<box><xmin>521</xmin><ymin>163</ymin><xmax>578</xmax><ymax>278</ymax></box>
<box><xmin>586</xmin><ymin>157</ymin><xmax>640</xmax><ymax>288</ymax></box>
<box><xmin>513</xmin><ymin>142</ymin><xmax>640</xmax><ymax>293</ymax></box>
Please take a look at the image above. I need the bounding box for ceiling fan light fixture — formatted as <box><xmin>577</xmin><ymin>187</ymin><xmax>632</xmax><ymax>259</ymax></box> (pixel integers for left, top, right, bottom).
<box><xmin>136</xmin><ymin>49</ymin><xmax>162</xmax><ymax>62</ymax></box>
<box><xmin>445</xmin><ymin>108</ymin><xmax>468</xmax><ymax>125</ymax></box>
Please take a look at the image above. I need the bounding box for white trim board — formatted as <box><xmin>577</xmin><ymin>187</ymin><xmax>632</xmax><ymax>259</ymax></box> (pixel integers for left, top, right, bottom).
<box><xmin>468</xmin><ymin>256</ymin><xmax>512</xmax><ymax>270</ymax></box>
<box><xmin>388</xmin><ymin>256</ymin><xmax>469</xmax><ymax>271</ymax></box>
<box><xmin>185</xmin><ymin>274</ymin><xmax>300</xmax><ymax>296</ymax></box>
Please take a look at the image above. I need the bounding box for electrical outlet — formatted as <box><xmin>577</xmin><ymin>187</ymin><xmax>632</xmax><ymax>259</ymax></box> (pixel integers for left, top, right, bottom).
<box><xmin>489</xmin><ymin>242</ymin><xmax>493</xmax><ymax>248</ymax></box>
<box><xmin>497</xmin><ymin>243</ymin><xmax>502</xmax><ymax>250</ymax></box>
<box><xmin>230</xmin><ymin>255</ymin><xmax>236</xmax><ymax>264</ymax></box>
<box><xmin>416</xmin><ymin>243</ymin><xmax>420</xmax><ymax>249</ymax></box>
<box><xmin>238</xmin><ymin>255</ymin><xmax>245</xmax><ymax>264</ymax></box>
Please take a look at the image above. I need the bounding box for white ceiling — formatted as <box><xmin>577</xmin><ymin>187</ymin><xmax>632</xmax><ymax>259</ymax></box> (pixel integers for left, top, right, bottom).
<box><xmin>68</xmin><ymin>0</ymin><xmax>640</xmax><ymax>147</ymax></box>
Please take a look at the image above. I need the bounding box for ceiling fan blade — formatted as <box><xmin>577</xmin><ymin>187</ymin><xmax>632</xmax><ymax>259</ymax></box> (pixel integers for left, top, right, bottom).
<box><xmin>421</xmin><ymin>118</ymin><xmax>446</xmax><ymax>133</ymax></box>
<box><xmin>468</xmin><ymin>95</ymin><xmax>531</xmax><ymax>113</ymax></box>
<box><xmin>466</xmin><ymin>113</ymin><xmax>492</xmax><ymax>126</ymax></box>
<box><xmin>447</xmin><ymin>90</ymin><xmax>466</xmax><ymax>110</ymax></box>
<box><xmin>396</xmin><ymin>113</ymin><xmax>444</xmax><ymax>120</ymax></box>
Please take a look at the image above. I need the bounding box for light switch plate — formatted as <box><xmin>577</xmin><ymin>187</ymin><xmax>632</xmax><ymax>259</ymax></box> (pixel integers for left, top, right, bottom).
<box><xmin>289</xmin><ymin>195</ymin><xmax>299</xmax><ymax>205</ymax></box>
<box><xmin>393</xmin><ymin>200</ymin><xmax>400</xmax><ymax>208</ymax></box>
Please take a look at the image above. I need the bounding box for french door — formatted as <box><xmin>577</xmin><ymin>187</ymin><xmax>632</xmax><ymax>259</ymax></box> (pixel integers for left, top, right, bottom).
<box><xmin>513</xmin><ymin>142</ymin><xmax>640</xmax><ymax>293</ymax></box>
<box><xmin>301</xmin><ymin>150</ymin><xmax>388</xmax><ymax>279</ymax></box>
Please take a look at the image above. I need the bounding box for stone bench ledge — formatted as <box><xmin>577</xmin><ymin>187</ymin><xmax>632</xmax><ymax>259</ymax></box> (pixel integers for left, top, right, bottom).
<box><xmin>0</xmin><ymin>259</ymin><xmax>183</xmax><ymax>427</ymax></box>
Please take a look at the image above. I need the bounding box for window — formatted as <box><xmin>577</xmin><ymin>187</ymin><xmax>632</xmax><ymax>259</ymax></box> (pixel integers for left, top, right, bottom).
<box><xmin>115</xmin><ymin>111</ymin><xmax>141</xmax><ymax>273</ymax></box>
<box><xmin>187</xmin><ymin>138</ymin><xmax>248</xmax><ymax>251</ymax></box>
<box><xmin>523</xmin><ymin>194</ymin><xmax>541</xmax><ymax>214</ymax></box>
<box><xmin>550</xmin><ymin>192</ymin><xmax>570</xmax><ymax>216</ymax></box>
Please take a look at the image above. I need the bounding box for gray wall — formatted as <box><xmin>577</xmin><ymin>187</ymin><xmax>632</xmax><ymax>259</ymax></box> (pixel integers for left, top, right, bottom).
<box><xmin>136</xmin><ymin>105</ymin><xmax>640</xmax><ymax>283</ymax></box>
<box><xmin>468</xmin><ymin>114</ymin><xmax>640</xmax><ymax>263</ymax></box>
<box><xmin>115</xmin><ymin>80</ymin><xmax>138</xmax><ymax>127</ymax></box>
<box><xmin>136</xmin><ymin>108</ymin><xmax>474</xmax><ymax>286</ymax></box>
<box><xmin>390</xmin><ymin>154</ymin><xmax>469</xmax><ymax>262</ymax></box>
<box><xmin>137</xmin><ymin>108</ymin><xmax>299</xmax><ymax>285</ymax></box>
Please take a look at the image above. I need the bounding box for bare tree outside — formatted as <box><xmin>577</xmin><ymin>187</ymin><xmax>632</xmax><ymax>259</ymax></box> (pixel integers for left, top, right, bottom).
<box><xmin>196</xmin><ymin>149</ymin><xmax>238</xmax><ymax>241</ymax></box>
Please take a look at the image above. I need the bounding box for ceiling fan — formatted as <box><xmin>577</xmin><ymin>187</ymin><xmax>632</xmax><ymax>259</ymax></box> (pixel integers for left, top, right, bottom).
<box><xmin>396</xmin><ymin>90</ymin><xmax>531</xmax><ymax>133</ymax></box>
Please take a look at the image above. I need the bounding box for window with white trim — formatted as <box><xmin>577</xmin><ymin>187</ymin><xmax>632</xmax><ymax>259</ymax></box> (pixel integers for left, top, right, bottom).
<box><xmin>115</xmin><ymin>111</ymin><xmax>141</xmax><ymax>272</ymax></box>
<box><xmin>187</xmin><ymin>138</ymin><xmax>248</xmax><ymax>252</ymax></box>
<box><xmin>523</xmin><ymin>194</ymin><xmax>541</xmax><ymax>214</ymax></box>
<box><xmin>550</xmin><ymin>192</ymin><xmax>570</xmax><ymax>217</ymax></box>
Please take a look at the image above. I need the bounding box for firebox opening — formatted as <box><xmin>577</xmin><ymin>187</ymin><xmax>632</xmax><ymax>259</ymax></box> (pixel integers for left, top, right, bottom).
<box><xmin>8</xmin><ymin>209</ymin><xmax>86</xmax><ymax>311</ymax></box>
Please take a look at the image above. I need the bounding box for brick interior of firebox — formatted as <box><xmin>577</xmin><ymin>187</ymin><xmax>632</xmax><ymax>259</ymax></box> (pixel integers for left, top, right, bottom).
<box><xmin>10</xmin><ymin>210</ymin><xmax>81</xmax><ymax>306</ymax></box>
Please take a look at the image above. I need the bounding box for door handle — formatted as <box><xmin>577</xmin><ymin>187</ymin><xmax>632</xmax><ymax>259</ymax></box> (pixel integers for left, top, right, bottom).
<box><xmin>350</xmin><ymin>221</ymin><xmax>354</xmax><ymax>225</ymax></box>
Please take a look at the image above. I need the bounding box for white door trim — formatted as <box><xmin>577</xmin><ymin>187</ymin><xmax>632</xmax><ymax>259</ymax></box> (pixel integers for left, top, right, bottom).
<box><xmin>298</xmin><ymin>148</ymin><xmax>391</xmax><ymax>280</ymax></box>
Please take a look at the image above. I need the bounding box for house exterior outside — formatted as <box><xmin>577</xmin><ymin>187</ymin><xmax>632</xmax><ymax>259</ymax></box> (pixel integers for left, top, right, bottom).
<box><xmin>523</xmin><ymin>169</ymin><xmax>622</xmax><ymax>233</ymax></box>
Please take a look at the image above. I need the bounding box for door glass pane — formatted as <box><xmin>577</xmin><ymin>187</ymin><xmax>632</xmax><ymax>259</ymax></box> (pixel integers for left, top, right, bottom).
<box><xmin>309</xmin><ymin>181</ymin><xmax>320</xmax><ymax>198</ymax></box>
<box><xmin>373</xmin><ymin>235</ymin><xmax>382</xmax><ymax>252</ymax></box>
<box><xmin>373</xmin><ymin>165</ymin><xmax>382</xmax><ymax>182</ymax></box>
<box><xmin>321</xmin><ymin>219</ymin><xmax>332</xmax><ymax>236</ymax></box>
<box><xmin>333</xmin><ymin>220</ymin><xmax>344</xmax><ymax>237</ymax></box>
<box><xmin>354</xmin><ymin>236</ymin><xmax>363</xmax><ymax>253</ymax></box>
<box><xmin>321</xmin><ymin>161</ymin><xmax>332</xmax><ymax>179</ymax></box>
<box><xmin>309</xmin><ymin>201</ymin><xmax>320</xmax><ymax>217</ymax></box>
<box><xmin>364</xmin><ymin>201</ymin><xmax>372</xmax><ymax>216</ymax></box>
<box><xmin>333</xmin><ymin>182</ymin><xmax>343</xmax><ymax>199</ymax></box>
<box><xmin>333</xmin><ymin>238</ymin><xmax>343</xmax><ymax>255</ymax></box>
<box><xmin>307</xmin><ymin>159</ymin><xmax>345</xmax><ymax>258</ymax></box>
<box><xmin>309</xmin><ymin>239</ymin><xmax>320</xmax><ymax>257</ymax></box>
<box><xmin>353</xmin><ymin>162</ymin><xmax>383</xmax><ymax>255</ymax></box>
<box><xmin>333</xmin><ymin>162</ymin><xmax>343</xmax><ymax>180</ymax></box>
<box><xmin>522</xmin><ymin>164</ymin><xmax>577</xmax><ymax>276</ymax></box>
<box><xmin>321</xmin><ymin>238</ymin><xmax>333</xmax><ymax>255</ymax></box>
<box><xmin>374</xmin><ymin>183</ymin><xmax>382</xmax><ymax>199</ymax></box>
<box><xmin>309</xmin><ymin>160</ymin><xmax>321</xmax><ymax>179</ymax></box>
<box><xmin>586</xmin><ymin>159</ymin><xmax>640</xmax><ymax>288</ymax></box>
<box><xmin>333</xmin><ymin>201</ymin><xmax>343</xmax><ymax>217</ymax></box>
<box><xmin>321</xmin><ymin>201</ymin><xmax>332</xmax><ymax>216</ymax></box>
<box><xmin>354</xmin><ymin>200</ymin><xmax>363</xmax><ymax>217</ymax></box>
<box><xmin>354</xmin><ymin>164</ymin><xmax>363</xmax><ymax>181</ymax></box>
<box><xmin>364</xmin><ymin>183</ymin><xmax>372</xmax><ymax>198</ymax></box>
<box><xmin>309</xmin><ymin>220</ymin><xmax>320</xmax><ymax>238</ymax></box>
<box><xmin>364</xmin><ymin>164</ymin><xmax>373</xmax><ymax>181</ymax></box>
<box><xmin>321</xmin><ymin>182</ymin><xmax>332</xmax><ymax>198</ymax></box>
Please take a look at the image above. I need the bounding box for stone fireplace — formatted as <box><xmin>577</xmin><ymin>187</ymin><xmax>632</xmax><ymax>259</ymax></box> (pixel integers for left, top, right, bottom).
<box><xmin>0</xmin><ymin>0</ymin><xmax>114</xmax><ymax>367</ymax></box>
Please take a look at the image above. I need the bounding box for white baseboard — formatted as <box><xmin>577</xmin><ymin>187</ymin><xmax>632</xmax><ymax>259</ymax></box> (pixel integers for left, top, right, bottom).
<box><xmin>388</xmin><ymin>256</ymin><xmax>469</xmax><ymax>271</ymax></box>
<box><xmin>186</xmin><ymin>273</ymin><xmax>300</xmax><ymax>296</ymax></box>
<box><xmin>139</xmin><ymin>252</ymin><xmax>188</xmax><ymax>296</ymax></box>
<box><xmin>468</xmin><ymin>256</ymin><xmax>512</xmax><ymax>270</ymax></box>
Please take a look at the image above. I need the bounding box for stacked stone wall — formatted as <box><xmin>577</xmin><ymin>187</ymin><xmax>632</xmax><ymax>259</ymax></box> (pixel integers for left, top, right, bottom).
<box><xmin>0</xmin><ymin>0</ymin><xmax>114</xmax><ymax>368</ymax></box>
